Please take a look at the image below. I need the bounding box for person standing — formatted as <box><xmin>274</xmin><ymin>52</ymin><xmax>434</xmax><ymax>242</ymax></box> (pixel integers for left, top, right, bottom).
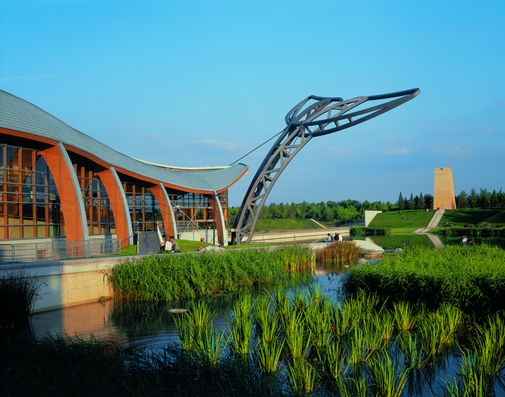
<box><xmin>462</xmin><ymin>235</ymin><xmax>468</xmax><ymax>248</ymax></box>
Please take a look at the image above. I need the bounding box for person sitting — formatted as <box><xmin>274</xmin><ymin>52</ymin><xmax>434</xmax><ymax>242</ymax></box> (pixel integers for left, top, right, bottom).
<box><xmin>169</xmin><ymin>236</ymin><xmax>180</xmax><ymax>253</ymax></box>
<box><xmin>160</xmin><ymin>237</ymin><xmax>172</xmax><ymax>252</ymax></box>
<box><xmin>334</xmin><ymin>233</ymin><xmax>340</xmax><ymax>242</ymax></box>
<box><xmin>323</xmin><ymin>233</ymin><xmax>333</xmax><ymax>242</ymax></box>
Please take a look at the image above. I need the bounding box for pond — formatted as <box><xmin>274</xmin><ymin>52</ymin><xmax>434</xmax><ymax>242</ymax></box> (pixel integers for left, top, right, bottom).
<box><xmin>362</xmin><ymin>234</ymin><xmax>505</xmax><ymax>250</ymax></box>
<box><xmin>27</xmin><ymin>246</ymin><xmax>505</xmax><ymax>396</ymax></box>
<box><xmin>30</xmin><ymin>266</ymin><xmax>342</xmax><ymax>350</ymax></box>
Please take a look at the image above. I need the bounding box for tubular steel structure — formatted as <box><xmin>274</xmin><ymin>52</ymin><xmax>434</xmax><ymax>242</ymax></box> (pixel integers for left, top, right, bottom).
<box><xmin>231</xmin><ymin>88</ymin><xmax>420</xmax><ymax>245</ymax></box>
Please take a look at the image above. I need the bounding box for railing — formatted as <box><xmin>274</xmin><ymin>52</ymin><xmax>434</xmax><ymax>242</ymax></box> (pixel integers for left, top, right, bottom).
<box><xmin>0</xmin><ymin>238</ymin><xmax>121</xmax><ymax>264</ymax></box>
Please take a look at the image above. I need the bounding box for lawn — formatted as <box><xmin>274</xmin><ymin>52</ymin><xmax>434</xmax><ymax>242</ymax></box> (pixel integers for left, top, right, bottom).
<box><xmin>254</xmin><ymin>218</ymin><xmax>324</xmax><ymax>231</ymax></box>
<box><xmin>367</xmin><ymin>210</ymin><xmax>435</xmax><ymax>228</ymax></box>
<box><xmin>439</xmin><ymin>209</ymin><xmax>503</xmax><ymax>227</ymax></box>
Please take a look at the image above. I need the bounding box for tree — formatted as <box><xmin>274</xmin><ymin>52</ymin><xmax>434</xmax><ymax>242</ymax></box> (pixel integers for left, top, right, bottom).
<box><xmin>478</xmin><ymin>189</ymin><xmax>490</xmax><ymax>208</ymax></box>
<box><xmin>307</xmin><ymin>204</ymin><xmax>321</xmax><ymax>219</ymax></box>
<box><xmin>468</xmin><ymin>189</ymin><xmax>478</xmax><ymax>208</ymax></box>
<box><xmin>408</xmin><ymin>193</ymin><xmax>416</xmax><ymax>210</ymax></box>
<box><xmin>424</xmin><ymin>194</ymin><xmax>433</xmax><ymax>209</ymax></box>
<box><xmin>287</xmin><ymin>202</ymin><xmax>297</xmax><ymax>219</ymax></box>
<box><xmin>398</xmin><ymin>193</ymin><xmax>405</xmax><ymax>210</ymax></box>
<box><xmin>457</xmin><ymin>190</ymin><xmax>467</xmax><ymax>209</ymax></box>
<box><xmin>322</xmin><ymin>206</ymin><xmax>334</xmax><ymax>221</ymax></box>
<box><xmin>490</xmin><ymin>190</ymin><xmax>499</xmax><ymax>208</ymax></box>
<box><xmin>268</xmin><ymin>203</ymin><xmax>278</xmax><ymax>218</ymax></box>
<box><xmin>417</xmin><ymin>192</ymin><xmax>425</xmax><ymax>210</ymax></box>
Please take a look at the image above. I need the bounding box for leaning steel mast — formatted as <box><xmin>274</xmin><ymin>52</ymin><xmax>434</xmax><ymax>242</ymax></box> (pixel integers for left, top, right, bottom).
<box><xmin>231</xmin><ymin>88</ymin><xmax>420</xmax><ymax>245</ymax></box>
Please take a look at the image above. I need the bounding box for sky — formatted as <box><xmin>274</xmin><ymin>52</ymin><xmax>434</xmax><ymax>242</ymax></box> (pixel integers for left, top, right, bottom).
<box><xmin>1</xmin><ymin>0</ymin><xmax>504</xmax><ymax>207</ymax></box>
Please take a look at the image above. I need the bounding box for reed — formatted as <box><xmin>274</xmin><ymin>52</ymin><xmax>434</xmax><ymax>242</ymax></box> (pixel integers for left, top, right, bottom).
<box><xmin>192</xmin><ymin>323</ymin><xmax>231</xmax><ymax>367</ymax></box>
<box><xmin>0</xmin><ymin>271</ymin><xmax>45</xmax><ymax>330</ymax></box>
<box><xmin>254</xmin><ymin>336</ymin><xmax>285</xmax><ymax>374</ymax></box>
<box><xmin>287</xmin><ymin>357</ymin><xmax>318</xmax><ymax>395</ymax></box>
<box><xmin>316</xmin><ymin>241</ymin><xmax>362</xmax><ymax>265</ymax></box>
<box><xmin>342</xmin><ymin>244</ymin><xmax>505</xmax><ymax>318</ymax></box>
<box><xmin>366</xmin><ymin>350</ymin><xmax>410</xmax><ymax>397</ymax></box>
<box><xmin>227</xmin><ymin>293</ymin><xmax>254</xmax><ymax>355</ymax></box>
<box><xmin>109</xmin><ymin>246</ymin><xmax>315</xmax><ymax>302</ymax></box>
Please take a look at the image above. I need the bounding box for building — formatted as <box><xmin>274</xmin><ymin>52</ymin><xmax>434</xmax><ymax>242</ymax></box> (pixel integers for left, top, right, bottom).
<box><xmin>433</xmin><ymin>167</ymin><xmax>456</xmax><ymax>210</ymax></box>
<box><xmin>0</xmin><ymin>89</ymin><xmax>248</xmax><ymax>259</ymax></box>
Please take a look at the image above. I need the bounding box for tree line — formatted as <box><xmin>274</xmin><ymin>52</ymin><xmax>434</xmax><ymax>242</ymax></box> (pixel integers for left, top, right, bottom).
<box><xmin>228</xmin><ymin>188</ymin><xmax>505</xmax><ymax>226</ymax></box>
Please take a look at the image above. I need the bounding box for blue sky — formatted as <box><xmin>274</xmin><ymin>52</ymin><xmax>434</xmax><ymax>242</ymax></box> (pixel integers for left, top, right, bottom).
<box><xmin>1</xmin><ymin>0</ymin><xmax>504</xmax><ymax>207</ymax></box>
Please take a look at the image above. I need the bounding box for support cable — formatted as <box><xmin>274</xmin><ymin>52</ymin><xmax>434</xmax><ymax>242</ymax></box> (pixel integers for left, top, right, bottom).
<box><xmin>229</xmin><ymin>129</ymin><xmax>285</xmax><ymax>166</ymax></box>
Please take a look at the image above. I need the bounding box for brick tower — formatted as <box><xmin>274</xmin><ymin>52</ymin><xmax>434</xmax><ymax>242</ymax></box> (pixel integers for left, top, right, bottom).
<box><xmin>433</xmin><ymin>167</ymin><xmax>456</xmax><ymax>210</ymax></box>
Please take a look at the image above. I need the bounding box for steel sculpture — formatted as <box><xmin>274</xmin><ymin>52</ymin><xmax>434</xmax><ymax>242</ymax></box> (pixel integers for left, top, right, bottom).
<box><xmin>231</xmin><ymin>88</ymin><xmax>420</xmax><ymax>245</ymax></box>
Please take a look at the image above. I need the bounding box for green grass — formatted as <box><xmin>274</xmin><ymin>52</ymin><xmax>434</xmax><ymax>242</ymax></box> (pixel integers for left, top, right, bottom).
<box><xmin>440</xmin><ymin>209</ymin><xmax>503</xmax><ymax>227</ymax></box>
<box><xmin>108</xmin><ymin>246</ymin><xmax>314</xmax><ymax>301</ymax></box>
<box><xmin>368</xmin><ymin>210</ymin><xmax>435</xmax><ymax>228</ymax></box>
<box><xmin>120</xmin><ymin>245</ymin><xmax>137</xmax><ymax>256</ymax></box>
<box><xmin>342</xmin><ymin>244</ymin><xmax>505</xmax><ymax>317</ymax></box>
<box><xmin>254</xmin><ymin>218</ymin><xmax>324</xmax><ymax>231</ymax></box>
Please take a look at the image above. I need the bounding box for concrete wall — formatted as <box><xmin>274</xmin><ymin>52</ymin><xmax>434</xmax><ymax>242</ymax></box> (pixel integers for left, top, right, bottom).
<box><xmin>180</xmin><ymin>229</ymin><xmax>228</xmax><ymax>246</ymax></box>
<box><xmin>0</xmin><ymin>256</ymin><xmax>127</xmax><ymax>313</ymax></box>
<box><xmin>365</xmin><ymin>211</ymin><xmax>382</xmax><ymax>227</ymax></box>
<box><xmin>249</xmin><ymin>227</ymin><xmax>350</xmax><ymax>244</ymax></box>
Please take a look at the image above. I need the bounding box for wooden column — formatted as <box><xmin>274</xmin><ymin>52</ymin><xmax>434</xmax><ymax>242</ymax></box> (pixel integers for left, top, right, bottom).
<box><xmin>208</xmin><ymin>191</ymin><xmax>225</xmax><ymax>245</ymax></box>
<box><xmin>41</xmin><ymin>143</ymin><xmax>89</xmax><ymax>247</ymax></box>
<box><xmin>150</xmin><ymin>184</ymin><xmax>177</xmax><ymax>239</ymax></box>
<box><xmin>98</xmin><ymin>167</ymin><xmax>133</xmax><ymax>248</ymax></box>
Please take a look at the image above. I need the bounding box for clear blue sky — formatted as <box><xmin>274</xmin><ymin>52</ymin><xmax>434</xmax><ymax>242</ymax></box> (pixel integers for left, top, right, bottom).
<box><xmin>1</xmin><ymin>0</ymin><xmax>504</xmax><ymax>207</ymax></box>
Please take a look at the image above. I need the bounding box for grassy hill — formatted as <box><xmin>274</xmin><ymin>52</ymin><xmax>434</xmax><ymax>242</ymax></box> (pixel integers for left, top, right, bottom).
<box><xmin>440</xmin><ymin>209</ymin><xmax>504</xmax><ymax>227</ymax></box>
<box><xmin>368</xmin><ymin>210</ymin><xmax>435</xmax><ymax>229</ymax></box>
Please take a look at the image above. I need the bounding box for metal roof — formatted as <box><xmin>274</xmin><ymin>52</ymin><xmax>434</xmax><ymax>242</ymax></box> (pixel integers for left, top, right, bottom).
<box><xmin>0</xmin><ymin>90</ymin><xmax>248</xmax><ymax>192</ymax></box>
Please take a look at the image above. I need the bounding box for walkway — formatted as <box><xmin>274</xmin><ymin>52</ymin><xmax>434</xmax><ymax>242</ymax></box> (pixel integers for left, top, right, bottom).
<box><xmin>427</xmin><ymin>209</ymin><xmax>445</xmax><ymax>228</ymax></box>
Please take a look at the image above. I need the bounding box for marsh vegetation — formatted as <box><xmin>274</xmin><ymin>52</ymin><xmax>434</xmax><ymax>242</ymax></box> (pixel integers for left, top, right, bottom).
<box><xmin>3</xmin><ymin>244</ymin><xmax>505</xmax><ymax>396</ymax></box>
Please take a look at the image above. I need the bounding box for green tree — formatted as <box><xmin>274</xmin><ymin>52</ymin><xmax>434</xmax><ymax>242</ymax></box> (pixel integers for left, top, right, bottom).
<box><xmin>398</xmin><ymin>193</ymin><xmax>405</xmax><ymax>210</ymax></box>
<box><xmin>268</xmin><ymin>203</ymin><xmax>278</xmax><ymax>218</ymax></box>
<box><xmin>322</xmin><ymin>206</ymin><xmax>334</xmax><ymax>221</ymax></box>
<box><xmin>457</xmin><ymin>190</ymin><xmax>467</xmax><ymax>209</ymax></box>
<box><xmin>468</xmin><ymin>189</ymin><xmax>478</xmax><ymax>208</ymax></box>
<box><xmin>417</xmin><ymin>192</ymin><xmax>425</xmax><ymax>210</ymax></box>
<box><xmin>287</xmin><ymin>202</ymin><xmax>296</xmax><ymax>219</ymax></box>
<box><xmin>424</xmin><ymin>194</ymin><xmax>433</xmax><ymax>210</ymax></box>
<box><xmin>490</xmin><ymin>190</ymin><xmax>499</xmax><ymax>208</ymax></box>
<box><xmin>408</xmin><ymin>193</ymin><xmax>416</xmax><ymax>210</ymax></box>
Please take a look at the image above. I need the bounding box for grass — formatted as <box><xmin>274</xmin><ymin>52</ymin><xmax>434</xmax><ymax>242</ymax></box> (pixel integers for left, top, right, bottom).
<box><xmin>341</xmin><ymin>244</ymin><xmax>505</xmax><ymax>318</ymax></box>
<box><xmin>5</xmin><ymin>281</ymin><xmax>505</xmax><ymax>396</ymax></box>
<box><xmin>254</xmin><ymin>218</ymin><xmax>324</xmax><ymax>231</ymax></box>
<box><xmin>440</xmin><ymin>209</ymin><xmax>504</xmax><ymax>227</ymax></box>
<box><xmin>316</xmin><ymin>241</ymin><xmax>362</xmax><ymax>264</ymax></box>
<box><xmin>108</xmin><ymin>245</ymin><xmax>314</xmax><ymax>301</ymax></box>
<box><xmin>368</xmin><ymin>210</ymin><xmax>435</xmax><ymax>229</ymax></box>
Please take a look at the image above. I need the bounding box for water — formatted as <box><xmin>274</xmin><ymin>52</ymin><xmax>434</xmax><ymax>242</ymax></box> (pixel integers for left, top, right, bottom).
<box><xmin>30</xmin><ymin>267</ymin><xmax>343</xmax><ymax>350</ymax></box>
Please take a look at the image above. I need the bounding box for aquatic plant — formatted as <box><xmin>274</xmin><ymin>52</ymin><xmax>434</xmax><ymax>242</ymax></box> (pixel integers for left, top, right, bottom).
<box><xmin>0</xmin><ymin>271</ymin><xmax>45</xmax><ymax>330</ymax></box>
<box><xmin>316</xmin><ymin>241</ymin><xmax>361</xmax><ymax>265</ymax></box>
<box><xmin>342</xmin><ymin>244</ymin><xmax>505</xmax><ymax>318</ymax></box>
<box><xmin>108</xmin><ymin>246</ymin><xmax>313</xmax><ymax>302</ymax></box>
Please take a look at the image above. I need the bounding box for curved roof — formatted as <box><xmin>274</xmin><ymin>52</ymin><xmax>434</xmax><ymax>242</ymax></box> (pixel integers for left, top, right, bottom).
<box><xmin>0</xmin><ymin>90</ymin><xmax>248</xmax><ymax>193</ymax></box>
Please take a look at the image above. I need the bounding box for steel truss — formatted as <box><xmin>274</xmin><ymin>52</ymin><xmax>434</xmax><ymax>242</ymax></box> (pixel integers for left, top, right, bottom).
<box><xmin>231</xmin><ymin>88</ymin><xmax>420</xmax><ymax>245</ymax></box>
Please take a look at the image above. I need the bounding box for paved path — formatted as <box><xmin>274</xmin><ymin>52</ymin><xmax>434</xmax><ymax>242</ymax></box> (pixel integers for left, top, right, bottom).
<box><xmin>427</xmin><ymin>209</ymin><xmax>445</xmax><ymax>228</ymax></box>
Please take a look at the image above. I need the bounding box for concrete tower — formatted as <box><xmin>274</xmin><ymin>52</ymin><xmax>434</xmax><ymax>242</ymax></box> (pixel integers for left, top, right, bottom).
<box><xmin>433</xmin><ymin>167</ymin><xmax>456</xmax><ymax>210</ymax></box>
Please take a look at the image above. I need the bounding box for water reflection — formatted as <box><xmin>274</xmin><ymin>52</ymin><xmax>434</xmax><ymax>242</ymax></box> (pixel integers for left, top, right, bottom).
<box><xmin>31</xmin><ymin>267</ymin><xmax>343</xmax><ymax>350</ymax></box>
